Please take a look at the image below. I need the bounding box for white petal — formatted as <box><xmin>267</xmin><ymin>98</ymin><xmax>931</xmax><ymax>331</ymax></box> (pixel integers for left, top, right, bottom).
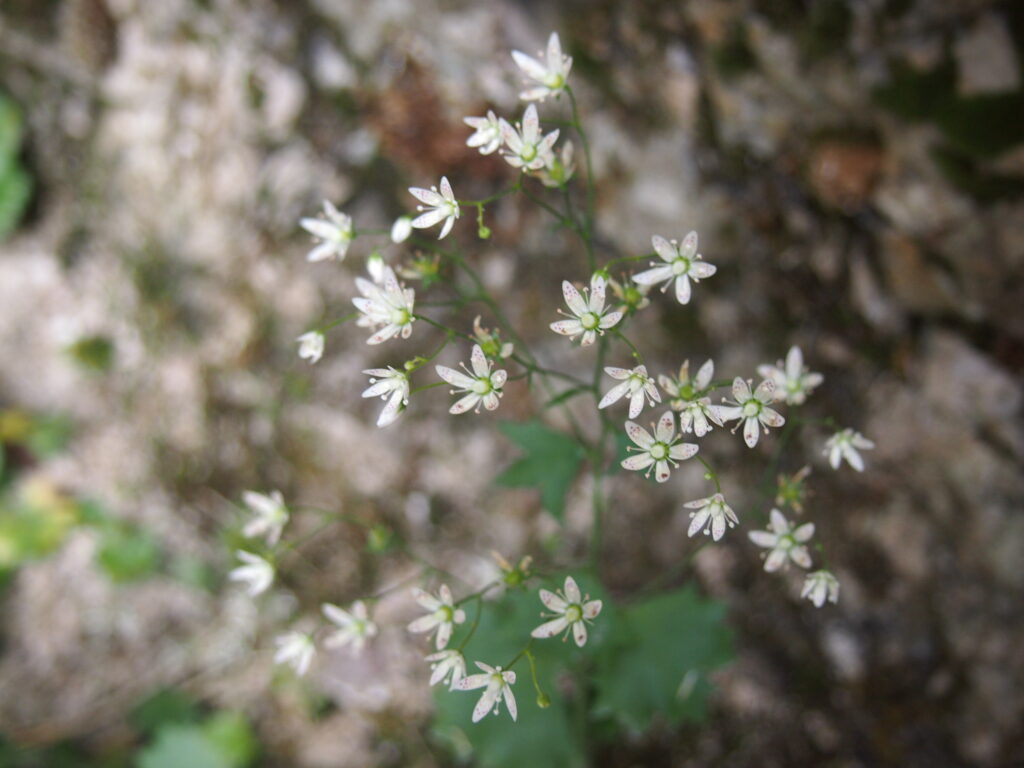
<box><xmin>563</xmin><ymin>576</ymin><xmax>581</xmax><ymax>603</ymax></box>
<box><xmin>743</xmin><ymin>417</ymin><xmax>760</xmax><ymax>448</ymax></box>
<box><xmin>511</xmin><ymin>50</ymin><xmax>549</xmax><ymax>81</ymax></box>
<box><xmin>598</xmin><ymin>380</ymin><xmax>631</xmax><ymax>410</ymax></box>
<box><xmin>679</xmin><ymin>230</ymin><xmax>699</xmax><ymax>259</ymax></box>
<box><xmin>411</xmin><ymin>209</ymin><xmax>446</xmax><ymax>229</ymax></box>
<box><xmin>502</xmin><ymin>684</ymin><xmax>518</xmax><ymax>722</ymax></box>
<box><xmin>631</xmin><ymin>265</ymin><xmax>673</xmax><ymax>285</ymax></box>
<box><xmin>435</xmin><ymin>365</ymin><xmax>475</xmax><ymax>389</ymax></box>
<box><xmin>625</xmin><ymin>421</ymin><xmax>655</xmax><ymax>449</ymax></box>
<box><xmin>562</xmin><ymin>280</ymin><xmax>588</xmax><ymax>316</ymax></box>
<box><xmin>531</xmin><ymin>616</ymin><xmax>570</xmax><ymax>639</ymax></box>
<box><xmin>408</xmin><ymin>186</ymin><xmax>442</xmax><ymax>205</ymax></box>
<box><xmin>732</xmin><ymin>377</ymin><xmax>751</xmax><ymax>401</ymax></box>
<box><xmin>572</xmin><ymin>621</ymin><xmax>588</xmax><ymax>647</ymax></box>
<box><xmin>470</xmin><ymin>344</ymin><xmax>489</xmax><ymax>377</ymax></box>
<box><xmin>651</xmin><ymin>235</ymin><xmax>676</xmax><ymax>263</ymax></box>
<box><xmin>538</xmin><ymin>588</ymin><xmax>567</xmax><ymax>613</ymax></box>
<box><xmin>621</xmin><ymin>454</ymin><xmax>655</xmax><ymax>471</ymax></box>
<box><xmin>655</xmin><ymin>411</ymin><xmax>676</xmax><ymax>443</ymax></box>
<box><xmin>674</xmin><ymin>275</ymin><xmax>692</xmax><ymax>305</ymax></box>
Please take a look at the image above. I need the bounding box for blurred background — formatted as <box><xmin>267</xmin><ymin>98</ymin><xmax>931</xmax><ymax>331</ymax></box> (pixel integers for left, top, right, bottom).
<box><xmin>1</xmin><ymin>0</ymin><xmax>1023</xmax><ymax>766</ymax></box>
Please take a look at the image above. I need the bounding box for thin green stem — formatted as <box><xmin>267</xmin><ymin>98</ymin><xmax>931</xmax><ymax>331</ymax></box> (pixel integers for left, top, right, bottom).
<box><xmin>566</xmin><ymin>85</ymin><xmax>597</xmax><ymax>271</ymax></box>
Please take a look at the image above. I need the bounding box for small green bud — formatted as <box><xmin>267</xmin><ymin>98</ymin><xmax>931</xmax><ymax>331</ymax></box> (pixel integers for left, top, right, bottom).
<box><xmin>367</xmin><ymin>525</ymin><xmax>393</xmax><ymax>553</ymax></box>
<box><xmin>536</xmin><ymin>692</ymin><xmax>551</xmax><ymax>708</ymax></box>
<box><xmin>478</xmin><ymin>225</ymin><xmax>492</xmax><ymax>239</ymax></box>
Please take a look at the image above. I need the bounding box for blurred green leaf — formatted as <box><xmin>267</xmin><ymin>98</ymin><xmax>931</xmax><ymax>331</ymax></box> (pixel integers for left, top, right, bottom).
<box><xmin>96</xmin><ymin>524</ymin><xmax>160</xmax><ymax>583</ymax></box>
<box><xmin>0</xmin><ymin>164</ymin><xmax>32</xmax><ymax>241</ymax></box>
<box><xmin>592</xmin><ymin>585</ymin><xmax>734</xmax><ymax>733</ymax></box>
<box><xmin>66</xmin><ymin>335</ymin><xmax>115</xmax><ymax>373</ymax></box>
<box><xmin>132</xmin><ymin>689</ymin><xmax>202</xmax><ymax>735</ymax></box>
<box><xmin>0</xmin><ymin>93</ymin><xmax>24</xmax><ymax>160</ymax></box>
<box><xmin>201</xmin><ymin>712</ymin><xmax>258</xmax><ymax>768</ymax></box>
<box><xmin>25</xmin><ymin>413</ymin><xmax>73</xmax><ymax>458</ymax></box>
<box><xmin>494</xmin><ymin>421</ymin><xmax>584</xmax><ymax>522</ymax></box>
<box><xmin>136</xmin><ymin>725</ymin><xmax>228</xmax><ymax>768</ymax></box>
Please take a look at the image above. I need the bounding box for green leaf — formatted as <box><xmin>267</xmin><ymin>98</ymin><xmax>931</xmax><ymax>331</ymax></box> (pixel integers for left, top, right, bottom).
<box><xmin>25</xmin><ymin>413</ymin><xmax>73</xmax><ymax>458</ymax></box>
<box><xmin>494</xmin><ymin>421</ymin><xmax>584</xmax><ymax>522</ymax></box>
<box><xmin>431</xmin><ymin>578</ymin><xmax>608</xmax><ymax>768</ymax></box>
<box><xmin>0</xmin><ymin>93</ymin><xmax>24</xmax><ymax>159</ymax></box>
<box><xmin>132</xmin><ymin>689</ymin><xmax>202</xmax><ymax>735</ymax></box>
<box><xmin>96</xmin><ymin>524</ymin><xmax>160</xmax><ymax>583</ymax></box>
<box><xmin>136</xmin><ymin>725</ymin><xmax>229</xmax><ymax>768</ymax></box>
<box><xmin>201</xmin><ymin>712</ymin><xmax>258</xmax><ymax>768</ymax></box>
<box><xmin>0</xmin><ymin>162</ymin><xmax>32</xmax><ymax>241</ymax></box>
<box><xmin>66</xmin><ymin>335</ymin><xmax>116</xmax><ymax>373</ymax></box>
<box><xmin>592</xmin><ymin>585</ymin><xmax>734</xmax><ymax>733</ymax></box>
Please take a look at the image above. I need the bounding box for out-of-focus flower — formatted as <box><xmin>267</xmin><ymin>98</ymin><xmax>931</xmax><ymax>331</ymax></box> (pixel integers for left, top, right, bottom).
<box><xmin>274</xmin><ymin>632</ymin><xmax>315</xmax><ymax>676</ymax></box>
<box><xmin>550</xmin><ymin>273</ymin><xmax>622</xmax><ymax>347</ymax></box>
<box><xmin>455</xmin><ymin>662</ymin><xmax>518</xmax><ymax>722</ymax></box>
<box><xmin>632</xmin><ymin>232</ymin><xmax>716</xmax><ymax>305</ymax></box>
<box><xmin>492</xmin><ymin>550</ymin><xmax>533</xmax><ymax>588</ymax></box>
<box><xmin>684</xmin><ymin>493</ymin><xmax>739</xmax><ymax>541</ymax></box>
<box><xmin>322</xmin><ymin>600</ymin><xmax>377</xmax><ymax>654</ymax></box>
<box><xmin>408</xmin><ymin>584</ymin><xmax>466</xmax><ymax>650</ymax></box>
<box><xmin>436</xmin><ymin>344</ymin><xmax>508</xmax><ymax>414</ymax></box>
<box><xmin>464</xmin><ymin>110</ymin><xmax>503</xmax><ymax>155</ymax></box>
<box><xmin>472</xmin><ymin>316</ymin><xmax>514</xmax><ymax>359</ymax></box>
<box><xmin>425</xmin><ymin>649</ymin><xmax>467</xmax><ymax>690</ymax></box>
<box><xmin>538</xmin><ymin>140</ymin><xmax>575</xmax><ymax>188</ymax></box>
<box><xmin>621</xmin><ymin>411</ymin><xmax>698</xmax><ymax>483</ymax></box>
<box><xmin>352</xmin><ymin>263</ymin><xmax>416</xmax><ymax>344</ymax></box>
<box><xmin>775</xmin><ymin>466</ymin><xmax>812</xmax><ymax>512</ymax></box>
<box><xmin>512</xmin><ymin>32</ymin><xmax>572</xmax><ymax>101</ymax></box>
<box><xmin>530</xmin><ymin>575</ymin><xmax>602</xmax><ymax>647</ymax></box>
<box><xmin>409</xmin><ymin>176</ymin><xmax>460</xmax><ymax>239</ymax></box>
<box><xmin>599</xmin><ymin>365</ymin><xmax>660</xmax><ymax>418</ymax></box>
<box><xmin>748</xmin><ymin>509</ymin><xmax>814</xmax><ymax>571</ymax></box>
<box><xmin>229</xmin><ymin>551</ymin><xmax>274</xmax><ymax>596</ymax></box>
<box><xmin>300</xmin><ymin>200</ymin><xmax>353</xmax><ymax>262</ymax></box>
<box><xmin>241</xmin><ymin>490</ymin><xmax>289</xmax><ymax>546</ymax></box>
<box><xmin>802</xmin><ymin>570</ymin><xmax>840</xmax><ymax>607</ymax></box>
<box><xmin>362</xmin><ymin>367</ymin><xmax>409</xmax><ymax>427</ymax></box>
<box><xmin>390</xmin><ymin>215</ymin><xmax>413</xmax><ymax>244</ymax></box>
<box><xmin>296</xmin><ymin>331</ymin><xmax>324</xmax><ymax>364</ymax></box>
<box><xmin>712</xmin><ymin>378</ymin><xmax>785</xmax><ymax>448</ymax></box>
<box><xmin>609</xmin><ymin>275</ymin><xmax>650</xmax><ymax>314</ymax></box>
<box><xmin>824</xmin><ymin>428</ymin><xmax>874</xmax><ymax>472</ymax></box>
<box><xmin>757</xmin><ymin>346</ymin><xmax>824</xmax><ymax>405</ymax></box>
<box><xmin>499</xmin><ymin>104</ymin><xmax>559</xmax><ymax>171</ymax></box>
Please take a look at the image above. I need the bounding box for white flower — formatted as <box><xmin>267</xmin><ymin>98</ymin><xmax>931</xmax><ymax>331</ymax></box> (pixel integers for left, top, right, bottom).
<box><xmin>530</xmin><ymin>575</ymin><xmax>602</xmax><ymax>647</ymax></box>
<box><xmin>300</xmin><ymin>200</ymin><xmax>353</xmax><ymax>262</ymax></box>
<box><xmin>632</xmin><ymin>232</ymin><xmax>716</xmax><ymax>305</ymax></box>
<box><xmin>241</xmin><ymin>490</ymin><xmax>289</xmax><ymax>546</ymax></box>
<box><xmin>824</xmin><ymin>428</ymin><xmax>874</xmax><ymax>472</ymax></box>
<box><xmin>228</xmin><ymin>551</ymin><xmax>274</xmax><ymax>596</ymax></box>
<box><xmin>436</xmin><ymin>344</ymin><xmax>508</xmax><ymax>414</ymax></box>
<box><xmin>512</xmin><ymin>31</ymin><xmax>572</xmax><ymax>102</ymax></box>
<box><xmin>274</xmin><ymin>632</ymin><xmax>315</xmax><ymax>676</ymax></box>
<box><xmin>296</xmin><ymin>331</ymin><xmax>325</xmax><ymax>364</ymax></box>
<box><xmin>684</xmin><ymin>493</ymin><xmax>739</xmax><ymax>541</ymax></box>
<box><xmin>472</xmin><ymin>316</ymin><xmax>514</xmax><ymax>359</ymax></box>
<box><xmin>801</xmin><ymin>570</ymin><xmax>840</xmax><ymax>607</ymax></box>
<box><xmin>621</xmin><ymin>411</ymin><xmax>699</xmax><ymax>483</ymax></box>
<box><xmin>407</xmin><ymin>584</ymin><xmax>466</xmax><ymax>650</ymax></box>
<box><xmin>409</xmin><ymin>176</ymin><xmax>460</xmax><ymax>239</ymax></box>
<box><xmin>609</xmin><ymin>276</ymin><xmax>651</xmax><ymax>314</ymax></box>
<box><xmin>362</xmin><ymin>367</ymin><xmax>409</xmax><ymax>427</ymax></box>
<box><xmin>322</xmin><ymin>600</ymin><xmax>377</xmax><ymax>654</ymax></box>
<box><xmin>550</xmin><ymin>273</ymin><xmax>623</xmax><ymax>346</ymax></box>
<box><xmin>538</xmin><ymin>140</ymin><xmax>575</xmax><ymax>188</ymax></box>
<box><xmin>455</xmin><ymin>662</ymin><xmax>518</xmax><ymax>723</ymax></box>
<box><xmin>757</xmin><ymin>346</ymin><xmax>824</xmax><ymax>405</ymax></box>
<box><xmin>464</xmin><ymin>110</ymin><xmax>503</xmax><ymax>155</ymax></box>
<box><xmin>499</xmin><ymin>104</ymin><xmax>559</xmax><ymax>171</ymax></box>
<box><xmin>712</xmin><ymin>378</ymin><xmax>785</xmax><ymax>448</ymax></box>
<box><xmin>352</xmin><ymin>263</ymin><xmax>416</xmax><ymax>345</ymax></box>
<box><xmin>425</xmin><ymin>649</ymin><xmax>467</xmax><ymax>690</ymax></box>
<box><xmin>390</xmin><ymin>215</ymin><xmax>413</xmax><ymax>244</ymax></box>
<box><xmin>748</xmin><ymin>509</ymin><xmax>815</xmax><ymax>572</ymax></box>
<box><xmin>599</xmin><ymin>365</ymin><xmax>660</xmax><ymax>418</ymax></box>
<box><xmin>658</xmin><ymin>359</ymin><xmax>723</xmax><ymax>437</ymax></box>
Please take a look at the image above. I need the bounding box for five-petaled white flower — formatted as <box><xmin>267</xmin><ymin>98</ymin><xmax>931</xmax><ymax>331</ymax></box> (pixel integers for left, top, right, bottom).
<box><xmin>321</xmin><ymin>600</ymin><xmax>377</xmax><ymax>654</ymax></box>
<box><xmin>274</xmin><ymin>631</ymin><xmax>315</xmax><ymax>676</ymax></box>
<box><xmin>684</xmin><ymin>493</ymin><xmax>739</xmax><ymax>541</ymax></box>
<box><xmin>658</xmin><ymin>359</ymin><xmax>723</xmax><ymax>437</ymax></box>
<box><xmin>352</xmin><ymin>263</ymin><xmax>416</xmax><ymax>345</ymax></box>
<box><xmin>599</xmin><ymin>365</ymin><xmax>661</xmax><ymax>419</ymax></box>
<box><xmin>712</xmin><ymin>378</ymin><xmax>785</xmax><ymax>448</ymax></box>
<box><xmin>455</xmin><ymin>662</ymin><xmax>518</xmax><ymax>723</ymax></box>
<box><xmin>538</xmin><ymin>140</ymin><xmax>575</xmax><ymax>188</ymax></box>
<box><xmin>229</xmin><ymin>550</ymin><xmax>274</xmax><ymax>596</ymax></box>
<box><xmin>296</xmin><ymin>331</ymin><xmax>324</xmax><ymax>364</ymax></box>
<box><xmin>801</xmin><ymin>570</ymin><xmax>840</xmax><ymax>607</ymax></box>
<box><xmin>499</xmin><ymin>104</ymin><xmax>559</xmax><ymax>171</ymax></box>
<box><xmin>621</xmin><ymin>411</ymin><xmax>699</xmax><ymax>483</ymax></box>
<box><xmin>390</xmin><ymin>215</ymin><xmax>413</xmax><ymax>244</ymax></box>
<box><xmin>436</xmin><ymin>344</ymin><xmax>508</xmax><ymax>414</ymax></box>
<box><xmin>300</xmin><ymin>200</ymin><xmax>354</xmax><ymax>263</ymax></box>
<box><xmin>409</xmin><ymin>176</ymin><xmax>460</xmax><ymax>239</ymax></box>
<box><xmin>241</xmin><ymin>490</ymin><xmax>289</xmax><ymax>546</ymax></box>
<box><xmin>824</xmin><ymin>428</ymin><xmax>874</xmax><ymax>472</ymax></box>
<box><xmin>408</xmin><ymin>584</ymin><xmax>466</xmax><ymax>650</ymax></box>
<box><xmin>464</xmin><ymin>110</ymin><xmax>503</xmax><ymax>155</ymax></box>
<box><xmin>550</xmin><ymin>273</ymin><xmax>623</xmax><ymax>347</ymax></box>
<box><xmin>512</xmin><ymin>31</ymin><xmax>572</xmax><ymax>102</ymax></box>
<box><xmin>362</xmin><ymin>367</ymin><xmax>409</xmax><ymax>427</ymax></box>
<box><xmin>425</xmin><ymin>649</ymin><xmax>467</xmax><ymax>690</ymax></box>
<box><xmin>530</xmin><ymin>575</ymin><xmax>603</xmax><ymax>647</ymax></box>
<box><xmin>632</xmin><ymin>232</ymin><xmax>716</xmax><ymax>305</ymax></box>
<box><xmin>757</xmin><ymin>346</ymin><xmax>824</xmax><ymax>405</ymax></box>
<box><xmin>748</xmin><ymin>509</ymin><xmax>815</xmax><ymax>571</ymax></box>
